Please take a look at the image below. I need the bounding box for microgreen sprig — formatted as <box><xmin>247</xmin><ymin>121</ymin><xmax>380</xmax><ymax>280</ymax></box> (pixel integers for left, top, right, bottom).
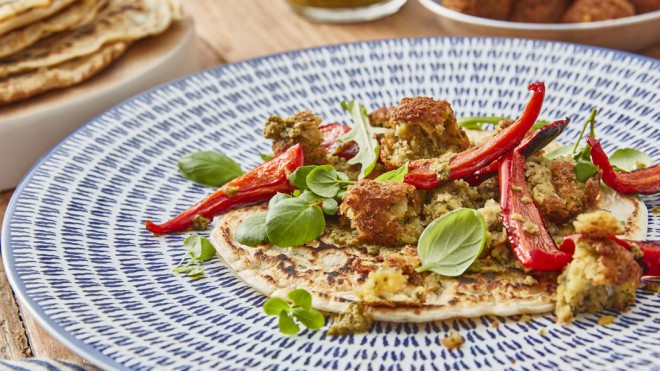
<box><xmin>263</xmin><ymin>289</ymin><xmax>325</xmax><ymax>335</ymax></box>
<box><xmin>172</xmin><ymin>234</ymin><xmax>216</xmax><ymax>277</ymax></box>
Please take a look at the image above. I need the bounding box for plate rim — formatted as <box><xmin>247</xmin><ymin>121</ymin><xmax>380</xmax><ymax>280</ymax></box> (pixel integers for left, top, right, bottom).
<box><xmin>419</xmin><ymin>0</ymin><xmax>660</xmax><ymax>31</ymax></box>
<box><xmin>2</xmin><ymin>36</ymin><xmax>659</xmax><ymax>370</ymax></box>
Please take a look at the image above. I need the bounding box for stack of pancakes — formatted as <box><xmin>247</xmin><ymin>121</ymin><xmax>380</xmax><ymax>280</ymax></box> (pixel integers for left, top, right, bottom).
<box><xmin>0</xmin><ymin>0</ymin><xmax>182</xmax><ymax>104</ymax></box>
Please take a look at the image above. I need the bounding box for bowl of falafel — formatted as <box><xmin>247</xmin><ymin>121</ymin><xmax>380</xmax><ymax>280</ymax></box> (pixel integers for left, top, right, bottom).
<box><xmin>419</xmin><ymin>0</ymin><xmax>660</xmax><ymax>51</ymax></box>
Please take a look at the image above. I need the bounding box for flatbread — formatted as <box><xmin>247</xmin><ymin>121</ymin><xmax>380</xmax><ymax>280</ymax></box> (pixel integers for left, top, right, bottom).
<box><xmin>210</xmin><ymin>185</ymin><xmax>647</xmax><ymax>322</ymax></box>
<box><xmin>0</xmin><ymin>0</ymin><xmax>108</xmax><ymax>59</ymax></box>
<box><xmin>0</xmin><ymin>41</ymin><xmax>128</xmax><ymax>104</ymax></box>
<box><xmin>0</xmin><ymin>0</ymin><xmax>175</xmax><ymax>78</ymax></box>
<box><xmin>0</xmin><ymin>0</ymin><xmax>75</xmax><ymax>36</ymax></box>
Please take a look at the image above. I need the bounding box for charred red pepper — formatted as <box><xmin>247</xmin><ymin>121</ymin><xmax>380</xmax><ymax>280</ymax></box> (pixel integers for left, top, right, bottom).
<box><xmin>465</xmin><ymin>119</ymin><xmax>569</xmax><ymax>186</ymax></box>
<box><xmin>319</xmin><ymin>123</ymin><xmax>358</xmax><ymax>159</ymax></box>
<box><xmin>145</xmin><ymin>144</ymin><xmax>304</xmax><ymax>234</ymax></box>
<box><xmin>405</xmin><ymin>82</ymin><xmax>546</xmax><ymax>189</ymax></box>
<box><xmin>586</xmin><ymin>136</ymin><xmax>660</xmax><ymax>195</ymax></box>
<box><xmin>499</xmin><ymin>149</ymin><xmax>572</xmax><ymax>270</ymax></box>
<box><xmin>611</xmin><ymin>237</ymin><xmax>660</xmax><ymax>277</ymax></box>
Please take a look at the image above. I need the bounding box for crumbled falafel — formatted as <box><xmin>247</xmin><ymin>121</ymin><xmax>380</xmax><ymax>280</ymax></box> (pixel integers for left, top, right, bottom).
<box><xmin>369</xmin><ymin>106</ymin><xmax>393</xmax><ymax>128</ymax></box>
<box><xmin>379</xmin><ymin>97</ymin><xmax>470</xmax><ymax>168</ymax></box>
<box><xmin>340</xmin><ymin>179</ymin><xmax>423</xmax><ymax>246</ymax></box>
<box><xmin>525</xmin><ymin>155</ymin><xmax>600</xmax><ymax>225</ymax></box>
<box><xmin>263</xmin><ymin>111</ymin><xmax>330</xmax><ymax>165</ymax></box>
<box><xmin>628</xmin><ymin>0</ymin><xmax>660</xmax><ymax>13</ymax></box>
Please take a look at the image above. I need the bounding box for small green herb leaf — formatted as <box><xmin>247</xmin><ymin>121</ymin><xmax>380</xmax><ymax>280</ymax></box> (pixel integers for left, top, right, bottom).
<box><xmin>375</xmin><ymin>163</ymin><xmax>408</xmax><ymax>182</ymax></box>
<box><xmin>278</xmin><ymin>311</ymin><xmax>300</xmax><ymax>335</ymax></box>
<box><xmin>186</xmin><ymin>265</ymin><xmax>205</xmax><ymax>277</ymax></box>
<box><xmin>266</xmin><ymin>198</ymin><xmax>326</xmax><ymax>247</ymax></box>
<box><xmin>288</xmin><ymin>165</ymin><xmax>317</xmax><ymax>190</ymax></box>
<box><xmin>307</xmin><ymin>165</ymin><xmax>344</xmax><ymax>197</ymax></box>
<box><xmin>298</xmin><ymin>190</ymin><xmax>323</xmax><ymax>203</ymax></box>
<box><xmin>269</xmin><ymin>192</ymin><xmax>292</xmax><ymax>209</ymax></box>
<box><xmin>416</xmin><ymin>208</ymin><xmax>486</xmax><ymax>277</ymax></box>
<box><xmin>260</xmin><ymin>153</ymin><xmax>274</xmax><ymax>162</ymax></box>
<box><xmin>339</xmin><ymin>100</ymin><xmax>387</xmax><ymax>179</ymax></box>
<box><xmin>609</xmin><ymin>148</ymin><xmax>651</xmax><ymax>172</ymax></box>
<box><xmin>183</xmin><ymin>234</ymin><xmax>216</xmax><ymax>262</ymax></box>
<box><xmin>574</xmin><ymin>161</ymin><xmax>599</xmax><ymax>182</ymax></box>
<box><xmin>177</xmin><ymin>151</ymin><xmax>243</xmax><ymax>187</ymax></box>
<box><xmin>321</xmin><ymin>197</ymin><xmax>338</xmax><ymax>215</ymax></box>
<box><xmin>292</xmin><ymin>307</ymin><xmax>325</xmax><ymax>330</ymax></box>
<box><xmin>287</xmin><ymin>288</ymin><xmax>312</xmax><ymax>309</ymax></box>
<box><xmin>235</xmin><ymin>212</ymin><xmax>269</xmax><ymax>246</ymax></box>
<box><xmin>263</xmin><ymin>297</ymin><xmax>291</xmax><ymax>316</ymax></box>
<box><xmin>458</xmin><ymin>116</ymin><xmax>507</xmax><ymax>130</ymax></box>
<box><xmin>544</xmin><ymin>144</ymin><xmax>574</xmax><ymax>160</ymax></box>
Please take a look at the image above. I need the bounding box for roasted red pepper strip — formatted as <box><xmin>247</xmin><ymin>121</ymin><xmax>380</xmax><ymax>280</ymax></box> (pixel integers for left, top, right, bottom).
<box><xmin>405</xmin><ymin>82</ymin><xmax>546</xmax><ymax>189</ymax></box>
<box><xmin>499</xmin><ymin>149</ymin><xmax>573</xmax><ymax>270</ymax></box>
<box><xmin>465</xmin><ymin>119</ymin><xmax>569</xmax><ymax>186</ymax></box>
<box><xmin>319</xmin><ymin>123</ymin><xmax>358</xmax><ymax>159</ymax></box>
<box><xmin>145</xmin><ymin>144</ymin><xmax>304</xmax><ymax>234</ymax></box>
<box><xmin>586</xmin><ymin>136</ymin><xmax>660</xmax><ymax>195</ymax></box>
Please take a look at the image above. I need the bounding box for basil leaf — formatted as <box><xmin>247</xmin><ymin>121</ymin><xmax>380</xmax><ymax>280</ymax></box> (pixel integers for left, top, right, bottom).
<box><xmin>263</xmin><ymin>297</ymin><xmax>291</xmax><ymax>316</ymax></box>
<box><xmin>544</xmin><ymin>144</ymin><xmax>574</xmax><ymax>160</ymax></box>
<box><xmin>574</xmin><ymin>161</ymin><xmax>599</xmax><ymax>182</ymax></box>
<box><xmin>339</xmin><ymin>100</ymin><xmax>387</xmax><ymax>179</ymax></box>
<box><xmin>337</xmin><ymin>172</ymin><xmax>350</xmax><ymax>182</ymax></box>
<box><xmin>609</xmin><ymin>148</ymin><xmax>651</xmax><ymax>172</ymax></box>
<box><xmin>278</xmin><ymin>311</ymin><xmax>300</xmax><ymax>335</ymax></box>
<box><xmin>416</xmin><ymin>208</ymin><xmax>486</xmax><ymax>277</ymax></box>
<box><xmin>288</xmin><ymin>165</ymin><xmax>317</xmax><ymax>190</ymax></box>
<box><xmin>307</xmin><ymin>165</ymin><xmax>343</xmax><ymax>197</ymax></box>
<box><xmin>266</xmin><ymin>198</ymin><xmax>326</xmax><ymax>247</ymax></box>
<box><xmin>178</xmin><ymin>151</ymin><xmax>243</xmax><ymax>187</ymax></box>
<box><xmin>375</xmin><ymin>163</ymin><xmax>408</xmax><ymax>182</ymax></box>
<box><xmin>292</xmin><ymin>307</ymin><xmax>325</xmax><ymax>330</ymax></box>
<box><xmin>260</xmin><ymin>153</ymin><xmax>274</xmax><ymax>162</ymax></box>
<box><xmin>287</xmin><ymin>288</ymin><xmax>312</xmax><ymax>309</ymax></box>
<box><xmin>269</xmin><ymin>192</ymin><xmax>292</xmax><ymax>209</ymax></box>
<box><xmin>235</xmin><ymin>212</ymin><xmax>269</xmax><ymax>246</ymax></box>
<box><xmin>183</xmin><ymin>234</ymin><xmax>216</xmax><ymax>262</ymax></box>
<box><xmin>321</xmin><ymin>198</ymin><xmax>338</xmax><ymax>215</ymax></box>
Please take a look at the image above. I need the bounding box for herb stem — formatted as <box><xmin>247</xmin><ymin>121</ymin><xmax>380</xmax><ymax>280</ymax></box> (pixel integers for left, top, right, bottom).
<box><xmin>573</xmin><ymin>109</ymin><xmax>597</xmax><ymax>155</ymax></box>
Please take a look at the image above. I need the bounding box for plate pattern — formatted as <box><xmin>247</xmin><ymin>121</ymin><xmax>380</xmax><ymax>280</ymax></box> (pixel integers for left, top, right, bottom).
<box><xmin>3</xmin><ymin>38</ymin><xmax>660</xmax><ymax>370</ymax></box>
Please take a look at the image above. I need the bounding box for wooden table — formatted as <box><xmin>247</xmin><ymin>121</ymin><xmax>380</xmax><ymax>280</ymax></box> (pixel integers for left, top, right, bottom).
<box><xmin>1</xmin><ymin>0</ymin><xmax>658</xmax><ymax>366</ymax></box>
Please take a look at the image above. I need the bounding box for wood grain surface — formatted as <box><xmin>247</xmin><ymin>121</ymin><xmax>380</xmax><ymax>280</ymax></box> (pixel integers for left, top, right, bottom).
<box><xmin>0</xmin><ymin>0</ymin><xmax>658</xmax><ymax>366</ymax></box>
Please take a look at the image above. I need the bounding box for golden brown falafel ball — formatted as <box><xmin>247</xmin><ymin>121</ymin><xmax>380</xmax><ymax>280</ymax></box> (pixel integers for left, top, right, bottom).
<box><xmin>510</xmin><ymin>0</ymin><xmax>569</xmax><ymax>23</ymax></box>
<box><xmin>443</xmin><ymin>0</ymin><xmax>513</xmax><ymax>20</ymax></box>
<box><xmin>340</xmin><ymin>179</ymin><xmax>423</xmax><ymax>246</ymax></box>
<box><xmin>263</xmin><ymin>111</ymin><xmax>330</xmax><ymax>165</ymax></box>
<box><xmin>561</xmin><ymin>0</ymin><xmax>636</xmax><ymax>22</ymax></box>
<box><xmin>628</xmin><ymin>0</ymin><xmax>660</xmax><ymax>13</ymax></box>
<box><xmin>379</xmin><ymin>97</ymin><xmax>470</xmax><ymax>169</ymax></box>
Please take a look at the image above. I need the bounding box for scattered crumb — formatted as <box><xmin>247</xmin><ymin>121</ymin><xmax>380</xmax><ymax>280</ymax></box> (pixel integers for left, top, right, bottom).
<box><xmin>651</xmin><ymin>206</ymin><xmax>660</xmax><ymax>215</ymax></box>
<box><xmin>539</xmin><ymin>328</ymin><xmax>547</xmax><ymax>336</ymax></box>
<box><xmin>598</xmin><ymin>315</ymin><xmax>616</xmax><ymax>326</ymax></box>
<box><xmin>643</xmin><ymin>284</ymin><xmax>660</xmax><ymax>294</ymax></box>
<box><xmin>510</xmin><ymin>359</ymin><xmax>516</xmax><ymax>364</ymax></box>
<box><xmin>327</xmin><ymin>302</ymin><xmax>373</xmax><ymax>336</ymax></box>
<box><xmin>518</xmin><ymin>314</ymin><xmax>532</xmax><ymax>322</ymax></box>
<box><xmin>491</xmin><ymin>320</ymin><xmax>500</xmax><ymax>329</ymax></box>
<box><xmin>440</xmin><ymin>330</ymin><xmax>464</xmax><ymax>350</ymax></box>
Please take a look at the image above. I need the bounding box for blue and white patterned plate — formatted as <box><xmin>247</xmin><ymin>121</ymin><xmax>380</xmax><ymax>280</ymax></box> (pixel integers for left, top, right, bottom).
<box><xmin>2</xmin><ymin>38</ymin><xmax>659</xmax><ymax>370</ymax></box>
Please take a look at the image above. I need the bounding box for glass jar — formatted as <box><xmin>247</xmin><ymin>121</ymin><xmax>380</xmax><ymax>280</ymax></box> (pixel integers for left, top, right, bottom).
<box><xmin>286</xmin><ymin>0</ymin><xmax>407</xmax><ymax>23</ymax></box>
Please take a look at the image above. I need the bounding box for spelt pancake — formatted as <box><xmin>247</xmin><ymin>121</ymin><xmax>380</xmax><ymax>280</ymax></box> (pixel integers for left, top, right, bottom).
<box><xmin>0</xmin><ymin>0</ymin><xmax>176</xmax><ymax>79</ymax></box>
<box><xmin>0</xmin><ymin>41</ymin><xmax>128</xmax><ymax>104</ymax></box>
<box><xmin>0</xmin><ymin>0</ymin><xmax>108</xmax><ymax>59</ymax></box>
<box><xmin>210</xmin><ymin>184</ymin><xmax>646</xmax><ymax>322</ymax></box>
<box><xmin>0</xmin><ymin>0</ymin><xmax>75</xmax><ymax>36</ymax></box>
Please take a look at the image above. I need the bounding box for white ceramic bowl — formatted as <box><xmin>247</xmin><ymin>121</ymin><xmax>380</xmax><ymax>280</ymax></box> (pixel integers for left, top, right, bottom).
<box><xmin>419</xmin><ymin>0</ymin><xmax>660</xmax><ymax>51</ymax></box>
